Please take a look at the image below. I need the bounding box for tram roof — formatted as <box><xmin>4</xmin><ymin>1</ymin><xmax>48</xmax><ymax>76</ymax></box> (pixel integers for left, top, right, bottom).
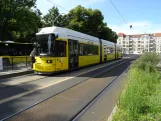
<box><xmin>116</xmin><ymin>44</ymin><xmax>122</xmax><ymax>48</ymax></box>
<box><xmin>36</xmin><ymin>26</ymin><xmax>117</xmax><ymax>45</ymax></box>
<box><xmin>101</xmin><ymin>39</ymin><xmax>115</xmax><ymax>46</ymax></box>
<box><xmin>37</xmin><ymin>26</ymin><xmax>100</xmax><ymax>42</ymax></box>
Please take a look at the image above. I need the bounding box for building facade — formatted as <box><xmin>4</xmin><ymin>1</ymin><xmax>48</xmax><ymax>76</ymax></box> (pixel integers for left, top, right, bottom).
<box><xmin>117</xmin><ymin>33</ymin><xmax>161</xmax><ymax>54</ymax></box>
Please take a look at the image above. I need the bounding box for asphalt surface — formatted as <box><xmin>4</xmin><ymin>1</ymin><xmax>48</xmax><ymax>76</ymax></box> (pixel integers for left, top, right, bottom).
<box><xmin>75</xmin><ymin>66</ymin><xmax>129</xmax><ymax>121</ymax></box>
<box><xmin>2</xmin><ymin>58</ymin><xmax>132</xmax><ymax>121</ymax></box>
<box><xmin>0</xmin><ymin>58</ymin><xmax>124</xmax><ymax>103</ymax></box>
<box><xmin>0</xmin><ymin>59</ymin><xmax>126</xmax><ymax>120</ymax></box>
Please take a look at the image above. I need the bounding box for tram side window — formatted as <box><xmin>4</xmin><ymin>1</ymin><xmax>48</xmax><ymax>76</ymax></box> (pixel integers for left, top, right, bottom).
<box><xmin>107</xmin><ymin>47</ymin><xmax>114</xmax><ymax>54</ymax></box>
<box><xmin>12</xmin><ymin>44</ymin><xmax>23</xmax><ymax>56</ymax></box>
<box><xmin>0</xmin><ymin>43</ymin><xmax>10</xmax><ymax>56</ymax></box>
<box><xmin>55</xmin><ymin>41</ymin><xmax>66</xmax><ymax>57</ymax></box>
<box><xmin>112</xmin><ymin>47</ymin><xmax>115</xmax><ymax>53</ymax></box>
<box><xmin>79</xmin><ymin>44</ymin><xmax>98</xmax><ymax>56</ymax></box>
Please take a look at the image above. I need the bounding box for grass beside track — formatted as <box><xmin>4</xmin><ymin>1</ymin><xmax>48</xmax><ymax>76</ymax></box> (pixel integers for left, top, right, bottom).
<box><xmin>112</xmin><ymin>53</ymin><xmax>161</xmax><ymax>121</ymax></box>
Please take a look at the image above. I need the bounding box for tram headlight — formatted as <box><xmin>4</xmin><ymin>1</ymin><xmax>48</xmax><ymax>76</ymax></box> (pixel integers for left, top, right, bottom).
<box><xmin>47</xmin><ymin>60</ymin><xmax>52</xmax><ymax>63</ymax></box>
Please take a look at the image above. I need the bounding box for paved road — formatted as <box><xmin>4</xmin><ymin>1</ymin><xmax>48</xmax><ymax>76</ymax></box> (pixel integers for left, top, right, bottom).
<box><xmin>0</xmin><ymin>57</ymin><xmax>136</xmax><ymax>121</ymax></box>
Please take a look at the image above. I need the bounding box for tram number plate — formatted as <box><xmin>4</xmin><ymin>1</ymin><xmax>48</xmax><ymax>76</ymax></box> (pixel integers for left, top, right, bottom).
<box><xmin>47</xmin><ymin>60</ymin><xmax>52</xmax><ymax>63</ymax></box>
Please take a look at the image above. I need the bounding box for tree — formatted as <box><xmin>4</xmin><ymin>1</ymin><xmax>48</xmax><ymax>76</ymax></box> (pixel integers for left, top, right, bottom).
<box><xmin>43</xmin><ymin>6</ymin><xmax>66</xmax><ymax>27</ymax></box>
<box><xmin>11</xmin><ymin>8</ymin><xmax>42</xmax><ymax>42</ymax></box>
<box><xmin>0</xmin><ymin>0</ymin><xmax>42</xmax><ymax>42</ymax></box>
<box><xmin>64</xmin><ymin>5</ymin><xmax>117</xmax><ymax>42</ymax></box>
<box><xmin>100</xmin><ymin>27</ymin><xmax>118</xmax><ymax>43</ymax></box>
<box><xmin>42</xmin><ymin>5</ymin><xmax>117</xmax><ymax>42</ymax></box>
<box><xmin>65</xmin><ymin>5</ymin><xmax>104</xmax><ymax>36</ymax></box>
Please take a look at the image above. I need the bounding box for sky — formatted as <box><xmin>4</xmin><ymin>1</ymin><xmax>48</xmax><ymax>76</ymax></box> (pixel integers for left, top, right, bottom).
<box><xmin>36</xmin><ymin>0</ymin><xmax>161</xmax><ymax>35</ymax></box>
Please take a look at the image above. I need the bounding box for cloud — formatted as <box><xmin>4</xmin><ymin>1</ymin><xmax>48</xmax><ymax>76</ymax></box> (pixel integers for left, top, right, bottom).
<box><xmin>109</xmin><ymin>21</ymin><xmax>161</xmax><ymax>34</ymax></box>
<box><xmin>36</xmin><ymin>0</ymin><xmax>105</xmax><ymax>15</ymax></box>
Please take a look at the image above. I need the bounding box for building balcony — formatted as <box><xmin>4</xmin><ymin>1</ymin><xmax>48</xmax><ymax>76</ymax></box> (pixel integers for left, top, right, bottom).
<box><xmin>150</xmin><ymin>42</ymin><xmax>154</xmax><ymax>44</ymax></box>
<box><xmin>150</xmin><ymin>41</ymin><xmax>155</xmax><ymax>43</ymax></box>
<box><xmin>129</xmin><ymin>42</ymin><xmax>133</xmax><ymax>45</ymax></box>
<box><xmin>150</xmin><ymin>46</ymin><xmax>155</xmax><ymax>48</ymax></box>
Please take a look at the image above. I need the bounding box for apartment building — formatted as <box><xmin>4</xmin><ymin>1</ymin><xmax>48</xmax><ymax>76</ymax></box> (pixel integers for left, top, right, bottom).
<box><xmin>117</xmin><ymin>33</ymin><xmax>161</xmax><ymax>54</ymax></box>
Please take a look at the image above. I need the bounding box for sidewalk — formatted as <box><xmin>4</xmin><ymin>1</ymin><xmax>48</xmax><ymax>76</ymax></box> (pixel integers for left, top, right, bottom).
<box><xmin>0</xmin><ymin>67</ymin><xmax>33</xmax><ymax>79</ymax></box>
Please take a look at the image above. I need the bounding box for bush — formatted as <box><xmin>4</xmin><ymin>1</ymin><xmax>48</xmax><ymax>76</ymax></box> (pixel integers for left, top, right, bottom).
<box><xmin>131</xmin><ymin>52</ymin><xmax>160</xmax><ymax>73</ymax></box>
<box><xmin>138</xmin><ymin>52</ymin><xmax>160</xmax><ymax>65</ymax></box>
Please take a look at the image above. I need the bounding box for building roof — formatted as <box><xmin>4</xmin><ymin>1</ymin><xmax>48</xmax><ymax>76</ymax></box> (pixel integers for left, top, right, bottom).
<box><xmin>118</xmin><ymin>33</ymin><xmax>125</xmax><ymax>37</ymax></box>
<box><xmin>154</xmin><ymin>33</ymin><xmax>161</xmax><ymax>37</ymax></box>
<box><xmin>118</xmin><ymin>33</ymin><xmax>161</xmax><ymax>38</ymax></box>
<box><xmin>130</xmin><ymin>34</ymin><xmax>142</xmax><ymax>38</ymax></box>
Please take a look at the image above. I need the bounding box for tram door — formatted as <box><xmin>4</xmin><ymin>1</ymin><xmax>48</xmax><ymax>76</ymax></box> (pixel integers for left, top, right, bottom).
<box><xmin>68</xmin><ymin>40</ymin><xmax>79</xmax><ymax>69</ymax></box>
<box><xmin>104</xmin><ymin>45</ymin><xmax>107</xmax><ymax>61</ymax></box>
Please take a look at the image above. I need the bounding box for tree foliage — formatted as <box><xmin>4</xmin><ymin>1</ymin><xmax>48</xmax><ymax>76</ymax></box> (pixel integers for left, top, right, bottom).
<box><xmin>0</xmin><ymin>0</ymin><xmax>42</xmax><ymax>42</ymax></box>
<box><xmin>0</xmin><ymin>2</ymin><xmax>117</xmax><ymax>42</ymax></box>
<box><xmin>65</xmin><ymin>5</ymin><xmax>117</xmax><ymax>42</ymax></box>
<box><xmin>42</xmin><ymin>6</ymin><xmax>69</xmax><ymax>27</ymax></box>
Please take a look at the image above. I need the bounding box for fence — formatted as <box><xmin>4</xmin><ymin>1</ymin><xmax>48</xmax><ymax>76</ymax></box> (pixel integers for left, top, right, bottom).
<box><xmin>2</xmin><ymin>56</ymin><xmax>31</xmax><ymax>69</ymax></box>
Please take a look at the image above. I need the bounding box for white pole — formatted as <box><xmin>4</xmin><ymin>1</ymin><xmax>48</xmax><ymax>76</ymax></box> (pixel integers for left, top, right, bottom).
<box><xmin>0</xmin><ymin>57</ymin><xmax>3</xmax><ymax>71</ymax></box>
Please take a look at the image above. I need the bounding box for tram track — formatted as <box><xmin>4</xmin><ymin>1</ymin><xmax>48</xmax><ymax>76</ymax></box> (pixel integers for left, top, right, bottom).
<box><xmin>0</xmin><ymin>58</ymin><xmax>126</xmax><ymax>103</ymax></box>
<box><xmin>0</xmin><ymin>74</ymin><xmax>47</xmax><ymax>91</ymax></box>
<box><xmin>0</xmin><ymin>58</ymin><xmax>133</xmax><ymax>121</ymax></box>
<box><xmin>71</xmin><ymin>65</ymin><xmax>129</xmax><ymax>121</ymax></box>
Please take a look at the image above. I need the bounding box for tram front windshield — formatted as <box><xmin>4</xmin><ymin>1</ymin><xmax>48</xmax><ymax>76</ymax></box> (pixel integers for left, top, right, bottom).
<box><xmin>36</xmin><ymin>34</ymin><xmax>54</xmax><ymax>56</ymax></box>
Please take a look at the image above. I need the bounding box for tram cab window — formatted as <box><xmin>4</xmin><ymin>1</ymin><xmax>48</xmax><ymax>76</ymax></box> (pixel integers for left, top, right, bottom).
<box><xmin>107</xmin><ymin>47</ymin><xmax>111</xmax><ymax>54</ymax></box>
<box><xmin>55</xmin><ymin>41</ymin><xmax>66</xmax><ymax>57</ymax></box>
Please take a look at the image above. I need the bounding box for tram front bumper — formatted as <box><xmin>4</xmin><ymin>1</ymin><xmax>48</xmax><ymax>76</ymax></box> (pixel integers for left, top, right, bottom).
<box><xmin>33</xmin><ymin>63</ymin><xmax>56</xmax><ymax>73</ymax></box>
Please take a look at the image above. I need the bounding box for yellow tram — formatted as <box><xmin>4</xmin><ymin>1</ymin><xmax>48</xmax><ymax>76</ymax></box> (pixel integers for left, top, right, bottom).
<box><xmin>0</xmin><ymin>41</ymin><xmax>32</xmax><ymax>65</ymax></box>
<box><xmin>33</xmin><ymin>26</ymin><xmax>122</xmax><ymax>74</ymax></box>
